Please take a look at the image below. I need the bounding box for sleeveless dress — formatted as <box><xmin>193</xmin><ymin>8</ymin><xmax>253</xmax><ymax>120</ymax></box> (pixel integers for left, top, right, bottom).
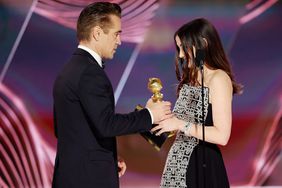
<box><xmin>160</xmin><ymin>84</ymin><xmax>230</xmax><ymax>188</ymax></box>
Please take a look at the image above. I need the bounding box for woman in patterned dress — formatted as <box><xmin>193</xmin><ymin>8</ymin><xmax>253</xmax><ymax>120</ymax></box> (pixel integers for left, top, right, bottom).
<box><xmin>151</xmin><ymin>18</ymin><xmax>242</xmax><ymax>188</ymax></box>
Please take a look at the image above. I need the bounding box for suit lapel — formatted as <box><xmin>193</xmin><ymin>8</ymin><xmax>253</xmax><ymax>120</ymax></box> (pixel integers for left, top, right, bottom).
<box><xmin>74</xmin><ymin>48</ymin><xmax>114</xmax><ymax>104</ymax></box>
<box><xmin>73</xmin><ymin>48</ymin><xmax>101</xmax><ymax>68</ymax></box>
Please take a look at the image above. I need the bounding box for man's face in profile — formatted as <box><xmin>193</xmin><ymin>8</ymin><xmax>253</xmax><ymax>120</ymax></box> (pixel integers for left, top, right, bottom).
<box><xmin>100</xmin><ymin>15</ymin><xmax>122</xmax><ymax>59</ymax></box>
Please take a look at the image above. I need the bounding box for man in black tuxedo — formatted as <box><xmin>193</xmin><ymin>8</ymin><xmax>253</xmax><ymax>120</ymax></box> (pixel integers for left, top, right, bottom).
<box><xmin>52</xmin><ymin>2</ymin><xmax>172</xmax><ymax>188</ymax></box>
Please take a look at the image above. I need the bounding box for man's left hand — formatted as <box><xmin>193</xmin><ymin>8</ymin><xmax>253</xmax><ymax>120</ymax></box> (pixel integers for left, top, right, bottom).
<box><xmin>118</xmin><ymin>156</ymin><xmax>126</xmax><ymax>178</ymax></box>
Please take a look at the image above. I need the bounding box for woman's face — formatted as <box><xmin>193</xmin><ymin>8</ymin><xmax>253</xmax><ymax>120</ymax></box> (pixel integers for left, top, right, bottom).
<box><xmin>175</xmin><ymin>35</ymin><xmax>194</xmax><ymax>68</ymax></box>
<box><xmin>175</xmin><ymin>36</ymin><xmax>185</xmax><ymax>59</ymax></box>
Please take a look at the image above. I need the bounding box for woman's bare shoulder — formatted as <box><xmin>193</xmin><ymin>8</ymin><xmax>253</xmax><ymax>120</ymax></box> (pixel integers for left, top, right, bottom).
<box><xmin>208</xmin><ymin>69</ymin><xmax>232</xmax><ymax>95</ymax></box>
<box><xmin>210</xmin><ymin>69</ymin><xmax>231</xmax><ymax>84</ymax></box>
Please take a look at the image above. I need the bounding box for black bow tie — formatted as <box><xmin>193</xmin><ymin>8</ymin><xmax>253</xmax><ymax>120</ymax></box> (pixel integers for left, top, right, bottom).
<box><xmin>102</xmin><ymin>61</ymin><xmax>105</xmax><ymax>69</ymax></box>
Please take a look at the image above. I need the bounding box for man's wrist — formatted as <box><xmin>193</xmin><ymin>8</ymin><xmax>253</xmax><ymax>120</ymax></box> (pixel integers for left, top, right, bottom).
<box><xmin>146</xmin><ymin>108</ymin><xmax>154</xmax><ymax>124</ymax></box>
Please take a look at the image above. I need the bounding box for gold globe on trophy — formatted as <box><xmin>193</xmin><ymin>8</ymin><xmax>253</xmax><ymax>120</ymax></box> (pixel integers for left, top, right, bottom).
<box><xmin>148</xmin><ymin>77</ymin><xmax>163</xmax><ymax>102</ymax></box>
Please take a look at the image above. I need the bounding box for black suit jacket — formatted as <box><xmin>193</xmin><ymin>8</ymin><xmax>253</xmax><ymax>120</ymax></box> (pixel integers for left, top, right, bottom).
<box><xmin>52</xmin><ymin>48</ymin><xmax>152</xmax><ymax>188</ymax></box>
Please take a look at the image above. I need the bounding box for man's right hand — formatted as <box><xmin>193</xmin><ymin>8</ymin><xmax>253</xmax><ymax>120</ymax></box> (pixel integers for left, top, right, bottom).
<box><xmin>145</xmin><ymin>98</ymin><xmax>172</xmax><ymax>124</ymax></box>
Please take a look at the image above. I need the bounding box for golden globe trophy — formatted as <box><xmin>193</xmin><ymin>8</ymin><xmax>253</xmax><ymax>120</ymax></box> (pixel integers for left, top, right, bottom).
<box><xmin>136</xmin><ymin>77</ymin><xmax>172</xmax><ymax>151</ymax></box>
<box><xmin>148</xmin><ymin>77</ymin><xmax>163</xmax><ymax>102</ymax></box>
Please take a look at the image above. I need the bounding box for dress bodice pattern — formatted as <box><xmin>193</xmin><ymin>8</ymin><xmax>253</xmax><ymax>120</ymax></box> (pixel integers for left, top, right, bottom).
<box><xmin>160</xmin><ymin>84</ymin><xmax>210</xmax><ymax>188</ymax></box>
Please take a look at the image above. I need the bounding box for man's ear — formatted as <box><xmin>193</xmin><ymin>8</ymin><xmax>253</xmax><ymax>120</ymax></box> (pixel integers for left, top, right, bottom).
<box><xmin>92</xmin><ymin>26</ymin><xmax>102</xmax><ymax>41</ymax></box>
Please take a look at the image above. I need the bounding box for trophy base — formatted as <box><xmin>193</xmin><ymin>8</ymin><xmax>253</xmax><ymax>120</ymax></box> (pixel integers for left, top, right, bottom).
<box><xmin>140</xmin><ymin>130</ymin><xmax>168</xmax><ymax>151</ymax></box>
<box><xmin>135</xmin><ymin>104</ymin><xmax>168</xmax><ymax>151</ymax></box>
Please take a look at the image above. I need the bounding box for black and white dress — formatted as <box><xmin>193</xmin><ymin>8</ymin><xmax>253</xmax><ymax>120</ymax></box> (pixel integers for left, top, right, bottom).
<box><xmin>160</xmin><ymin>84</ymin><xmax>230</xmax><ymax>188</ymax></box>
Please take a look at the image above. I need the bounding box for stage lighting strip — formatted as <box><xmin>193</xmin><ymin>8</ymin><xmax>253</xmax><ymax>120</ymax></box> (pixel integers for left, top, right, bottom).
<box><xmin>240</xmin><ymin>0</ymin><xmax>278</xmax><ymax>24</ymax></box>
<box><xmin>35</xmin><ymin>0</ymin><xmax>160</xmax><ymax>43</ymax></box>
<box><xmin>248</xmin><ymin>99</ymin><xmax>282</xmax><ymax>185</ymax></box>
<box><xmin>0</xmin><ymin>84</ymin><xmax>53</xmax><ymax>187</ymax></box>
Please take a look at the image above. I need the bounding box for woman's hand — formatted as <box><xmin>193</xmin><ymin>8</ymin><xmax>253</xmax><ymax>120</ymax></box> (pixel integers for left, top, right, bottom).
<box><xmin>151</xmin><ymin>116</ymin><xmax>184</xmax><ymax>136</ymax></box>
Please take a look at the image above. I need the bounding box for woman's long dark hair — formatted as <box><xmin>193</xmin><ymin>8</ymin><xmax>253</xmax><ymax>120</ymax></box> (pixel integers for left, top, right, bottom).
<box><xmin>174</xmin><ymin>18</ymin><xmax>242</xmax><ymax>95</ymax></box>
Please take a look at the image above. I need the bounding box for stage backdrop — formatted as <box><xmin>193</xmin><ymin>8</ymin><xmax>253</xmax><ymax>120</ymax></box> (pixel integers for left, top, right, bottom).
<box><xmin>0</xmin><ymin>0</ymin><xmax>281</xmax><ymax>187</ymax></box>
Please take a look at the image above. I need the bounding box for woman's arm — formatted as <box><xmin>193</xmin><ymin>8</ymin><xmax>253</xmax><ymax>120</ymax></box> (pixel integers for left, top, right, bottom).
<box><xmin>192</xmin><ymin>70</ymin><xmax>233</xmax><ymax>145</ymax></box>
<box><xmin>151</xmin><ymin>70</ymin><xmax>233</xmax><ymax>146</ymax></box>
